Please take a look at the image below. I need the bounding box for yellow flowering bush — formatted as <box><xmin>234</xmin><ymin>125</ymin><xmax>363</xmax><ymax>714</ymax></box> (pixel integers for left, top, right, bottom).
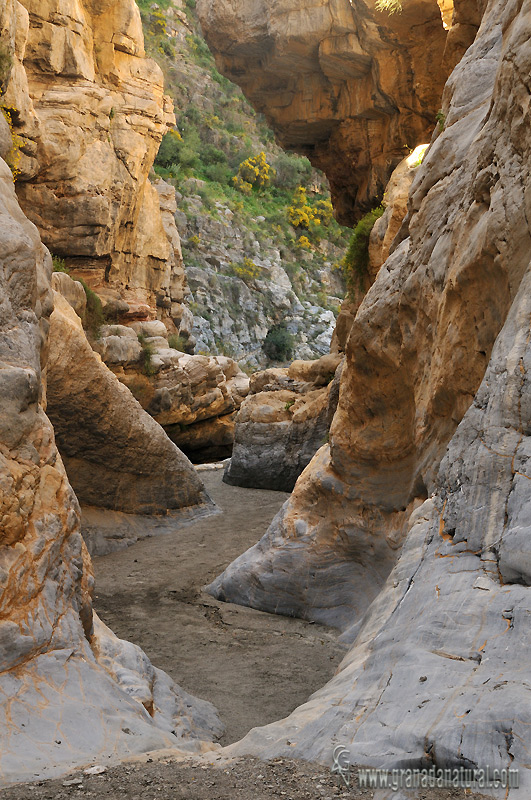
<box><xmin>232</xmin><ymin>257</ymin><xmax>262</xmax><ymax>281</ymax></box>
<box><xmin>233</xmin><ymin>151</ymin><xmax>274</xmax><ymax>193</ymax></box>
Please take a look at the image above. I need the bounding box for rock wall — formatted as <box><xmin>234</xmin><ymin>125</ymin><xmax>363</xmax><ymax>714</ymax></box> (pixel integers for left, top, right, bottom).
<box><xmin>222</xmin><ymin>355</ymin><xmax>342</xmax><ymax>492</ymax></box>
<box><xmin>1</xmin><ymin>0</ymin><xmax>190</xmax><ymax>332</ymax></box>
<box><xmin>0</xmin><ymin>110</ymin><xmax>221</xmax><ymax>786</ymax></box>
<box><xmin>46</xmin><ymin>291</ymin><xmax>211</xmax><ymax>515</ymax></box>
<box><xmin>201</xmin><ymin>0</ymin><xmax>531</xmax><ymax>788</ymax></box>
<box><xmin>197</xmin><ymin>0</ymin><xmax>449</xmax><ymax>224</ymax></box>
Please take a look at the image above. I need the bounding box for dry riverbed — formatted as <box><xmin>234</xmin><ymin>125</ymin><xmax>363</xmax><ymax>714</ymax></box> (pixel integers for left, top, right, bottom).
<box><xmin>1</xmin><ymin>470</ymin><xmax>492</xmax><ymax>800</ymax></box>
<box><xmin>93</xmin><ymin>469</ymin><xmax>345</xmax><ymax>746</ymax></box>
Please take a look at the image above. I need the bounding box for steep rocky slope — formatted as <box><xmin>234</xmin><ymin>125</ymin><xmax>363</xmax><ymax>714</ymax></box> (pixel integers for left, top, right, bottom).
<box><xmin>0</xmin><ymin>103</ymin><xmax>221</xmax><ymax>786</ymax></box>
<box><xmin>139</xmin><ymin>0</ymin><xmax>351</xmax><ymax>366</ymax></box>
<box><xmin>200</xmin><ymin>0</ymin><xmax>531</xmax><ymax>789</ymax></box>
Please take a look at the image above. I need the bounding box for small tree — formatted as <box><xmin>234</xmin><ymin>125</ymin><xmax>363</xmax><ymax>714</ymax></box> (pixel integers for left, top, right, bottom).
<box><xmin>262</xmin><ymin>322</ymin><xmax>294</xmax><ymax>362</ymax></box>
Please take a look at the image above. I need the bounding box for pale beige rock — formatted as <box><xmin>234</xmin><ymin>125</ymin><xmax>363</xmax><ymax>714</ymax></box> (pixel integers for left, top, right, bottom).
<box><xmin>288</xmin><ymin>353</ymin><xmax>342</xmax><ymax>386</ymax></box>
<box><xmin>51</xmin><ymin>271</ymin><xmax>87</xmax><ymax>318</ymax></box>
<box><xmin>0</xmin><ymin>127</ymin><xmax>220</xmax><ymax>786</ymax></box>
<box><xmin>368</xmin><ymin>145</ymin><xmax>429</xmax><ymax>277</ymax></box>
<box><xmin>46</xmin><ymin>292</ymin><xmax>210</xmax><ymax>515</ymax></box>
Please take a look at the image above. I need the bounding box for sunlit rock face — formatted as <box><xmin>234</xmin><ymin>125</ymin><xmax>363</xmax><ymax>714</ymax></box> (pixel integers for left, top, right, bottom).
<box><xmin>46</xmin><ymin>292</ymin><xmax>210</xmax><ymax>516</ymax></box>
<box><xmin>2</xmin><ymin>0</ymin><xmax>187</xmax><ymax>326</ymax></box>
<box><xmin>0</xmin><ymin>3</ymin><xmax>222</xmax><ymax>785</ymax></box>
<box><xmin>205</xmin><ymin>0</ymin><xmax>531</xmax><ymax>788</ymax></box>
<box><xmin>197</xmin><ymin>0</ymin><xmax>449</xmax><ymax>224</ymax></box>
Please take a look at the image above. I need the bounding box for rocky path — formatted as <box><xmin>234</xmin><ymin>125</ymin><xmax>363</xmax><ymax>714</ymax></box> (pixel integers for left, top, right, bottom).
<box><xmin>92</xmin><ymin>469</ymin><xmax>345</xmax><ymax>745</ymax></box>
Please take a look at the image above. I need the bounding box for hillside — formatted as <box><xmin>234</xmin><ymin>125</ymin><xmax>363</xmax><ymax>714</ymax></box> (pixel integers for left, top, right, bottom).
<box><xmin>136</xmin><ymin>0</ymin><xmax>351</xmax><ymax>367</ymax></box>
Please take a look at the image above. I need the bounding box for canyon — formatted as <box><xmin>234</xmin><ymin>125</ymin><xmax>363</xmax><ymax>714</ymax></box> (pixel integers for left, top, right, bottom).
<box><xmin>0</xmin><ymin>0</ymin><xmax>529</xmax><ymax>797</ymax></box>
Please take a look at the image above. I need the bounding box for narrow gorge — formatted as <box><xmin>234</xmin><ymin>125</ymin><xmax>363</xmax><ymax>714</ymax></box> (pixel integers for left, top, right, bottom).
<box><xmin>0</xmin><ymin>0</ymin><xmax>529</xmax><ymax>798</ymax></box>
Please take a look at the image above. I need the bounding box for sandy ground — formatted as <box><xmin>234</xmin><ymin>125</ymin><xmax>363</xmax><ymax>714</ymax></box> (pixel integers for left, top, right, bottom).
<box><xmin>1</xmin><ymin>470</ymin><xmax>493</xmax><ymax>799</ymax></box>
<box><xmin>92</xmin><ymin>469</ymin><xmax>345</xmax><ymax>745</ymax></box>
<box><xmin>0</xmin><ymin>755</ymin><xmax>493</xmax><ymax>800</ymax></box>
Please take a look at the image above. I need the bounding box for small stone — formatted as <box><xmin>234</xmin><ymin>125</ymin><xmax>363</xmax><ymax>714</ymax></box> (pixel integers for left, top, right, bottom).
<box><xmin>84</xmin><ymin>766</ymin><xmax>106</xmax><ymax>775</ymax></box>
<box><xmin>62</xmin><ymin>778</ymin><xmax>83</xmax><ymax>787</ymax></box>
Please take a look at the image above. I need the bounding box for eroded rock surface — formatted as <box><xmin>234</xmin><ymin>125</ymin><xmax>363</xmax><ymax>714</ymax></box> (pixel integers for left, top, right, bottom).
<box><xmin>3</xmin><ymin>0</ymin><xmax>192</xmax><ymax>337</ymax></box>
<box><xmin>0</xmin><ymin>130</ymin><xmax>221</xmax><ymax>786</ymax></box>
<box><xmin>46</xmin><ymin>292</ymin><xmax>211</xmax><ymax>516</ymax></box>
<box><xmin>207</xmin><ymin>0</ymin><xmax>531</xmax><ymax>789</ymax></box>
<box><xmin>197</xmin><ymin>0</ymin><xmax>449</xmax><ymax>223</ymax></box>
<box><xmin>223</xmin><ymin>354</ymin><xmax>341</xmax><ymax>492</ymax></box>
<box><xmin>94</xmin><ymin>320</ymin><xmax>250</xmax><ymax>462</ymax></box>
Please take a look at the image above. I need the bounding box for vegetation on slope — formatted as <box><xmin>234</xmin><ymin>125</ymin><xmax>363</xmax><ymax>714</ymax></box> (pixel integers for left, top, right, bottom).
<box><xmin>136</xmin><ymin>0</ymin><xmax>351</xmax><ymax>334</ymax></box>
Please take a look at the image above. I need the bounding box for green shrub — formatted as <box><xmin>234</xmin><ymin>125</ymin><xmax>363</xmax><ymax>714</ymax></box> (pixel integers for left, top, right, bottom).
<box><xmin>272</xmin><ymin>152</ymin><xmax>312</xmax><ymax>190</ymax></box>
<box><xmin>78</xmin><ymin>278</ymin><xmax>105</xmax><ymax>338</ymax></box>
<box><xmin>200</xmin><ymin>143</ymin><xmax>227</xmax><ymax>165</ymax></box>
<box><xmin>137</xmin><ymin>333</ymin><xmax>156</xmax><ymax>376</ymax></box>
<box><xmin>0</xmin><ymin>41</ymin><xmax>12</xmax><ymax>94</ymax></box>
<box><xmin>204</xmin><ymin>162</ymin><xmax>232</xmax><ymax>184</ymax></box>
<box><xmin>342</xmin><ymin>206</ymin><xmax>385</xmax><ymax>296</ymax></box>
<box><xmin>52</xmin><ymin>256</ymin><xmax>69</xmax><ymax>273</ymax></box>
<box><xmin>0</xmin><ymin>105</ymin><xmax>22</xmax><ymax>179</ymax></box>
<box><xmin>155</xmin><ymin>130</ymin><xmax>183</xmax><ymax>168</ymax></box>
<box><xmin>168</xmin><ymin>333</ymin><xmax>187</xmax><ymax>351</ymax></box>
<box><xmin>262</xmin><ymin>322</ymin><xmax>294</xmax><ymax>362</ymax></box>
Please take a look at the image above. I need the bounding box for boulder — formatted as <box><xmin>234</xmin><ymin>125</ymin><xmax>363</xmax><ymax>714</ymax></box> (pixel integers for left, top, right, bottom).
<box><xmin>223</xmin><ymin>358</ymin><xmax>341</xmax><ymax>492</ymax></box>
<box><xmin>51</xmin><ymin>271</ymin><xmax>87</xmax><ymax>318</ymax></box>
<box><xmin>46</xmin><ymin>292</ymin><xmax>211</xmax><ymax>516</ymax></box>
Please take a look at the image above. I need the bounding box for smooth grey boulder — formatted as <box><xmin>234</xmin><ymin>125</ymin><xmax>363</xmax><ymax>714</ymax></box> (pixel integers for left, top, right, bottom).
<box><xmin>224</xmin><ymin>255</ymin><xmax>531</xmax><ymax>795</ymax></box>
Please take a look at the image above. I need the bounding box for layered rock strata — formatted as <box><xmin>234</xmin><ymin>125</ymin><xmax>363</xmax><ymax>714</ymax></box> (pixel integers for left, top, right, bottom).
<box><xmin>204</xmin><ymin>0</ymin><xmax>531</xmax><ymax>787</ymax></box>
<box><xmin>3</xmin><ymin>0</ymin><xmax>191</xmax><ymax>336</ymax></box>
<box><xmin>223</xmin><ymin>354</ymin><xmax>342</xmax><ymax>492</ymax></box>
<box><xmin>94</xmin><ymin>320</ymin><xmax>250</xmax><ymax>462</ymax></box>
<box><xmin>197</xmin><ymin>0</ymin><xmax>449</xmax><ymax>223</ymax></box>
<box><xmin>0</xmin><ymin>125</ymin><xmax>221</xmax><ymax>786</ymax></box>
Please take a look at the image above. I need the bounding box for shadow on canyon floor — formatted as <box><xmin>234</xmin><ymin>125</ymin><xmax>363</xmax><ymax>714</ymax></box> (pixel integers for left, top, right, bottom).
<box><xmin>92</xmin><ymin>469</ymin><xmax>345</xmax><ymax>746</ymax></box>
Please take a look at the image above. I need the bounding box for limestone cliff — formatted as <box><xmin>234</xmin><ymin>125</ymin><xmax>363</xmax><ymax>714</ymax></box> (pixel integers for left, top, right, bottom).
<box><xmin>201</xmin><ymin>0</ymin><xmax>531</xmax><ymax>788</ymax></box>
<box><xmin>2</xmin><ymin>0</ymin><xmax>189</xmax><ymax>331</ymax></box>
<box><xmin>197</xmin><ymin>0</ymin><xmax>450</xmax><ymax>224</ymax></box>
<box><xmin>0</xmin><ymin>112</ymin><xmax>221</xmax><ymax>784</ymax></box>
